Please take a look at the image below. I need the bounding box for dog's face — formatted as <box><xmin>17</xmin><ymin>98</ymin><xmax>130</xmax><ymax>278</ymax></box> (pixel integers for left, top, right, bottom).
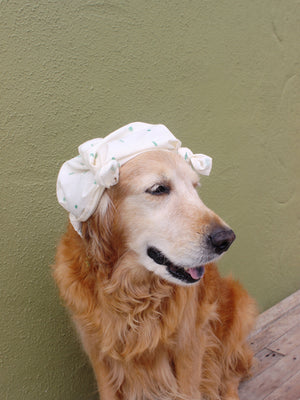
<box><xmin>103</xmin><ymin>150</ymin><xmax>235</xmax><ymax>286</ymax></box>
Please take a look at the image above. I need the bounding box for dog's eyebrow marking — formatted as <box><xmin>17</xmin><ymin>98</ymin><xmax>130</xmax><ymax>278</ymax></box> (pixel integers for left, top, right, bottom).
<box><xmin>145</xmin><ymin>175</ymin><xmax>171</xmax><ymax>190</ymax></box>
<box><xmin>144</xmin><ymin>173</ymin><xmax>170</xmax><ymax>186</ymax></box>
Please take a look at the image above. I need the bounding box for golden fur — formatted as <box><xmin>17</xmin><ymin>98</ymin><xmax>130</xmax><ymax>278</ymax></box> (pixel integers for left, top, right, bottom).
<box><xmin>53</xmin><ymin>150</ymin><xmax>257</xmax><ymax>399</ymax></box>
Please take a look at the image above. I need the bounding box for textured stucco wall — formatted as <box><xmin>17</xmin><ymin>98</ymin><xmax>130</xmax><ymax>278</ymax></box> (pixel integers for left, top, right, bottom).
<box><xmin>1</xmin><ymin>1</ymin><xmax>299</xmax><ymax>399</ymax></box>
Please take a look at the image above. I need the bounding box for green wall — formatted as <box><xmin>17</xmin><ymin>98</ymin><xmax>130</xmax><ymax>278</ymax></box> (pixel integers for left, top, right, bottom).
<box><xmin>1</xmin><ymin>1</ymin><xmax>299</xmax><ymax>399</ymax></box>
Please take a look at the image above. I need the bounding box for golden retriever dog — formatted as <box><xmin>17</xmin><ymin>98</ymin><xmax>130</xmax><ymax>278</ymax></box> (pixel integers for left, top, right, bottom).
<box><xmin>54</xmin><ymin>150</ymin><xmax>256</xmax><ymax>400</ymax></box>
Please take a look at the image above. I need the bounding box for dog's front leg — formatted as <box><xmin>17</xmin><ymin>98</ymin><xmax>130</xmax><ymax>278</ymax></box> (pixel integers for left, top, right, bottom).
<box><xmin>173</xmin><ymin>342</ymin><xmax>204</xmax><ymax>399</ymax></box>
<box><xmin>221</xmin><ymin>379</ymin><xmax>240</xmax><ymax>400</ymax></box>
<box><xmin>90</xmin><ymin>358</ymin><xmax>119</xmax><ymax>400</ymax></box>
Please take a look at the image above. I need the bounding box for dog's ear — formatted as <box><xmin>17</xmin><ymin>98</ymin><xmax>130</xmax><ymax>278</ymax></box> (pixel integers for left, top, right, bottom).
<box><xmin>82</xmin><ymin>191</ymin><xmax>118</xmax><ymax>273</ymax></box>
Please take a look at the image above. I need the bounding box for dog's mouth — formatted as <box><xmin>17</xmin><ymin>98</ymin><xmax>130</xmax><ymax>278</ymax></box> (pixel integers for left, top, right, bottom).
<box><xmin>147</xmin><ymin>247</ymin><xmax>205</xmax><ymax>284</ymax></box>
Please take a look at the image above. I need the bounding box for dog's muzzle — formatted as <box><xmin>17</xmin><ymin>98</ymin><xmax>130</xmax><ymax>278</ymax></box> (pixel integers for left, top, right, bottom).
<box><xmin>147</xmin><ymin>247</ymin><xmax>205</xmax><ymax>284</ymax></box>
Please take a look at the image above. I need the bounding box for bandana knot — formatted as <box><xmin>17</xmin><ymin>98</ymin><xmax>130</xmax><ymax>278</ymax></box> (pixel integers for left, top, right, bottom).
<box><xmin>95</xmin><ymin>159</ymin><xmax>119</xmax><ymax>188</ymax></box>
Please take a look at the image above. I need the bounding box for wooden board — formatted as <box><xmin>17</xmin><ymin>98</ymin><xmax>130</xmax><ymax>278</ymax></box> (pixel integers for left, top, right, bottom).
<box><xmin>239</xmin><ymin>290</ymin><xmax>300</xmax><ymax>400</ymax></box>
<box><xmin>264</xmin><ymin>371</ymin><xmax>300</xmax><ymax>400</ymax></box>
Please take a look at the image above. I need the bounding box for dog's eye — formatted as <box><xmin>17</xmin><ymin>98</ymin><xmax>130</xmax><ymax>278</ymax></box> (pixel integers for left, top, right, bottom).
<box><xmin>146</xmin><ymin>184</ymin><xmax>170</xmax><ymax>196</ymax></box>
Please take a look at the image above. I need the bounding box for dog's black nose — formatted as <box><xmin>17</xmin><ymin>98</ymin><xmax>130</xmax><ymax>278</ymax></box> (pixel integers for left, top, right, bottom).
<box><xmin>208</xmin><ymin>229</ymin><xmax>236</xmax><ymax>254</ymax></box>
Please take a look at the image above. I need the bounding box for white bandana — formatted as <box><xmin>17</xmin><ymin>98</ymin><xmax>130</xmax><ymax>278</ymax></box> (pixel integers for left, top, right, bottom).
<box><xmin>56</xmin><ymin>122</ymin><xmax>212</xmax><ymax>236</ymax></box>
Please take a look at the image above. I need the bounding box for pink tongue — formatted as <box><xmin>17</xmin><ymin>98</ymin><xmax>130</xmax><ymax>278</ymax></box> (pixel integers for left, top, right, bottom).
<box><xmin>187</xmin><ymin>267</ymin><xmax>202</xmax><ymax>280</ymax></box>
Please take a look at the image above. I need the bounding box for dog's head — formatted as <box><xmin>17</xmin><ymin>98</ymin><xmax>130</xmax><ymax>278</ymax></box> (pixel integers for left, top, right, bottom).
<box><xmin>85</xmin><ymin>150</ymin><xmax>235</xmax><ymax>286</ymax></box>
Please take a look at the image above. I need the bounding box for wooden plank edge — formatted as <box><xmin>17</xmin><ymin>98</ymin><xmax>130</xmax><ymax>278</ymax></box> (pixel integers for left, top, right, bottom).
<box><xmin>249</xmin><ymin>289</ymin><xmax>300</xmax><ymax>337</ymax></box>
